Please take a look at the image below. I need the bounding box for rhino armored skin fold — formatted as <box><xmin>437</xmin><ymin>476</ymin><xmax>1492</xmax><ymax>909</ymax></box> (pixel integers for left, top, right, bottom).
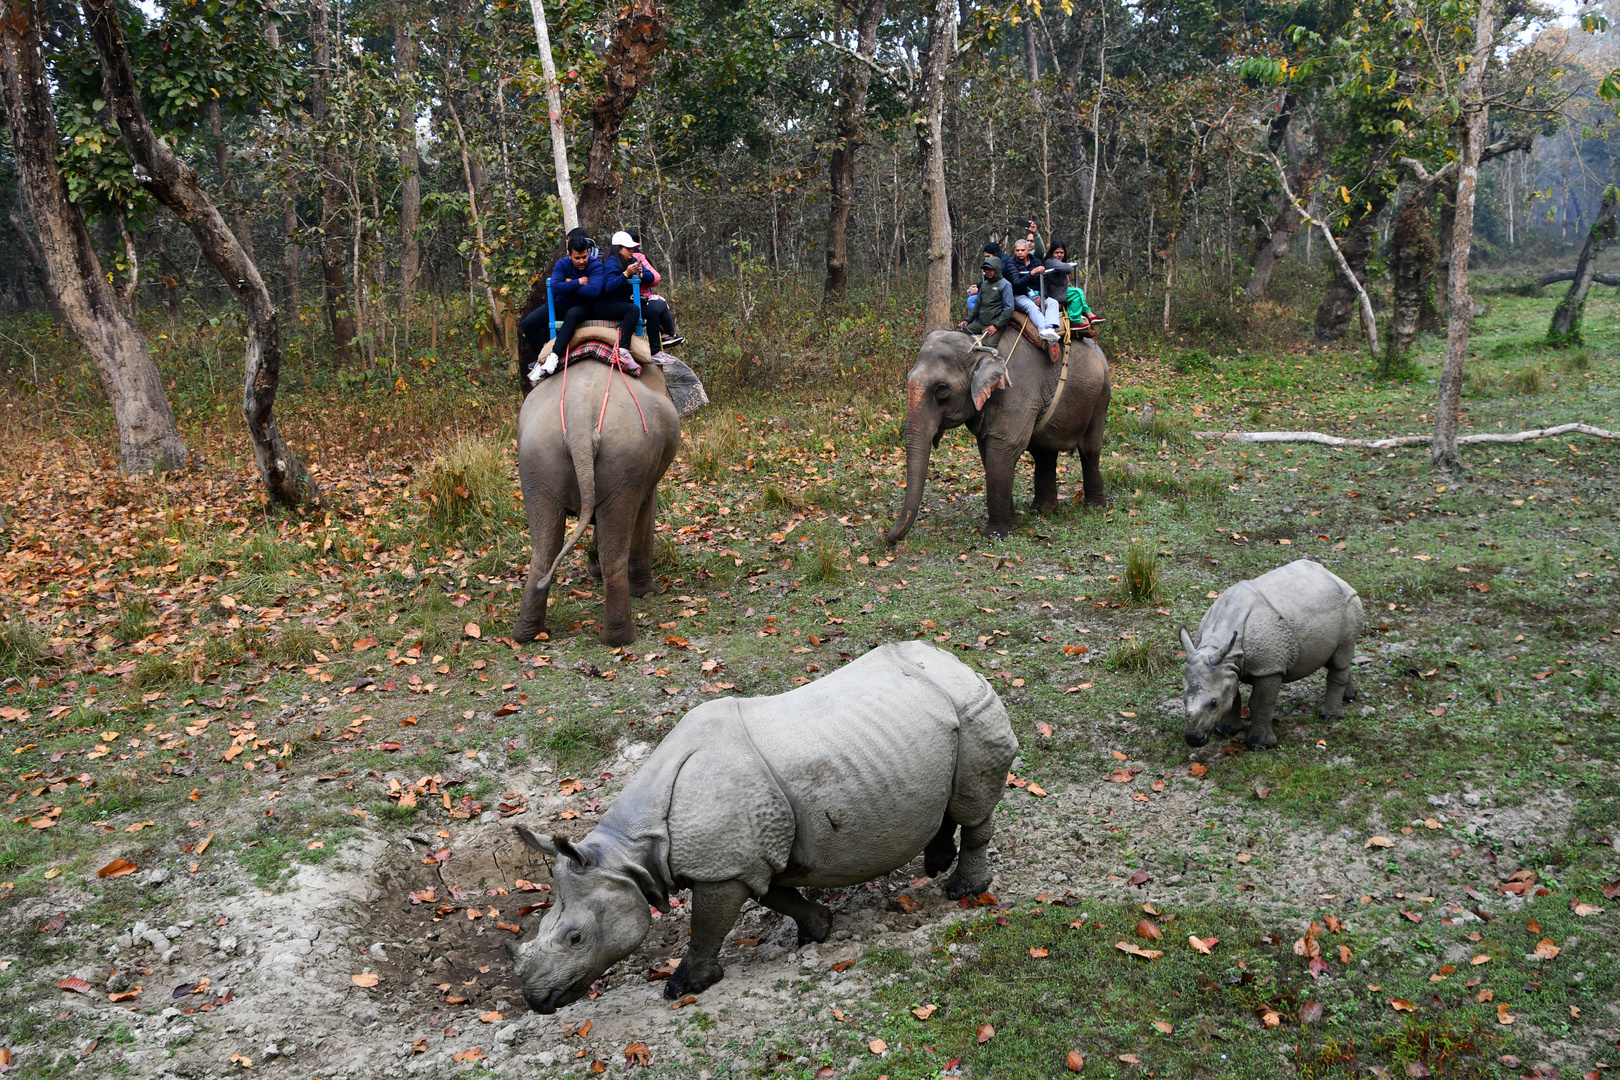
<box><xmin>1180</xmin><ymin>559</ymin><xmax>1364</xmax><ymax>750</ymax></box>
<box><xmin>508</xmin><ymin>641</ymin><xmax>1018</xmax><ymax>1013</ymax></box>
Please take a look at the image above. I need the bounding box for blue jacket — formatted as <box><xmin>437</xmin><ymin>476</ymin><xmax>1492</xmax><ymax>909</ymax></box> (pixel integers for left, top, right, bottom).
<box><xmin>549</xmin><ymin>255</ymin><xmax>606</xmax><ymax>304</ymax></box>
<box><xmin>597</xmin><ymin>253</ymin><xmax>644</xmax><ymax>304</ymax></box>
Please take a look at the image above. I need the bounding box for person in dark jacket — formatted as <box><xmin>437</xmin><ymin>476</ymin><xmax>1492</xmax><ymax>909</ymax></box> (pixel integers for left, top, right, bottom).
<box><xmin>521</xmin><ymin>230</ymin><xmax>605</xmax><ymax>380</ymax></box>
<box><xmin>594</xmin><ymin>230</ymin><xmax>650</xmax><ymax>369</ymax></box>
<box><xmin>958</xmin><ymin>257</ymin><xmax>1014</xmax><ymax>337</ymax></box>
<box><xmin>1005</xmin><ymin>238</ymin><xmax>1061</xmax><ymax>343</ymax></box>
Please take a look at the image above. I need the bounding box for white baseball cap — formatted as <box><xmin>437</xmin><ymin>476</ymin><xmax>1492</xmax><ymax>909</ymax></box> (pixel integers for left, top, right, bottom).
<box><xmin>610</xmin><ymin>230</ymin><xmax>638</xmax><ymax>250</ymax></box>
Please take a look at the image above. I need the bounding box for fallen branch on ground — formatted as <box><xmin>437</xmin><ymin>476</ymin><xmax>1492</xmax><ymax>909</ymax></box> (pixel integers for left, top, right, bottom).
<box><xmin>1535</xmin><ymin>269</ymin><xmax>1620</xmax><ymax>288</ymax></box>
<box><xmin>1192</xmin><ymin>422</ymin><xmax>1620</xmax><ymax>450</ymax></box>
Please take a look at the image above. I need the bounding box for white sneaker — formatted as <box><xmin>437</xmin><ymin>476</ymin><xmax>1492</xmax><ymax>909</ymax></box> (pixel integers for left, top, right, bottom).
<box><xmin>1039</xmin><ymin>328</ymin><xmax>1060</xmax><ymax>343</ymax></box>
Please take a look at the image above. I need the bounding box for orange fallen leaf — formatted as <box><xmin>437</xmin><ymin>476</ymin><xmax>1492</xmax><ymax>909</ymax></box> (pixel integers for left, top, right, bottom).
<box><xmin>230</xmin><ymin>1054</ymin><xmax>253</xmax><ymax>1068</ymax></box>
<box><xmin>1571</xmin><ymin>901</ymin><xmax>1604</xmax><ymax>917</ymax></box>
<box><xmin>1323</xmin><ymin>914</ymin><xmax>1344</xmax><ymax>934</ymax></box>
<box><xmin>1035</xmin><ymin>722</ymin><xmax>1054</xmax><ymax>738</ymax></box>
<box><xmin>1260</xmin><ymin>1009</ymin><xmax>1283</xmax><ymax>1028</ymax></box>
<box><xmin>1534</xmin><ymin>938</ymin><xmax>1560</xmax><ymax>960</ymax></box>
<box><xmin>1115</xmin><ymin>941</ymin><xmax>1163</xmax><ymax>960</ymax></box>
<box><xmin>1365</xmin><ymin>836</ymin><xmax>1394</xmax><ymax>849</ymax></box>
<box><xmin>1066</xmin><ymin>1050</ymin><xmax>1085</xmax><ymax>1071</ymax></box>
<box><xmin>624</xmin><ymin>1042</ymin><xmax>652</xmax><ymax>1067</ymax></box>
<box><xmin>976</xmin><ymin>1023</ymin><xmax>995</xmax><ymax>1044</ymax></box>
<box><xmin>1496</xmin><ymin>1002</ymin><xmax>1515</xmax><ymax>1025</ymax></box>
<box><xmin>1338</xmin><ymin>944</ymin><xmax>1353</xmax><ymax>964</ymax></box>
<box><xmin>1152</xmin><ymin>1020</ymin><xmax>1173</xmax><ymax>1034</ymax></box>
<box><xmin>1029</xmin><ymin>947</ymin><xmax>1049</xmax><ymax>958</ymax></box>
<box><xmin>1570</xmin><ymin>1005</ymin><xmax>1582</xmax><ymax>1019</ymax></box>
<box><xmin>463</xmin><ymin>622</ymin><xmax>481</xmax><ymax>639</ymax></box>
<box><xmin>1188</xmin><ymin>763</ymin><xmax>1208</xmax><ymax>777</ymax></box>
<box><xmin>1188</xmin><ymin>936</ymin><xmax>1218</xmax><ymax>954</ymax></box>
<box><xmin>452</xmin><ymin>1048</ymin><xmax>485</xmax><ymax>1063</ymax></box>
<box><xmin>479</xmin><ymin>1011</ymin><xmax>502</xmax><ymax>1023</ymax></box>
<box><xmin>1476</xmin><ymin>988</ymin><xmax>1494</xmax><ymax>1003</ymax></box>
<box><xmin>868</xmin><ymin>1039</ymin><xmax>887</xmax><ymax>1054</ymax></box>
<box><xmin>350</xmin><ymin>973</ymin><xmax>379</xmax><ymax>988</ymax></box>
<box><xmin>1136</xmin><ymin>919</ymin><xmax>1162</xmax><ymax>941</ymax></box>
<box><xmin>57</xmin><ymin>977</ymin><xmax>93</xmax><ymax>995</ymax></box>
<box><xmin>1470</xmin><ymin>954</ymin><xmax>1491</xmax><ymax>965</ymax></box>
<box><xmin>832</xmin><ymin>960</ymin><xmax>855</xmax><ymax>972</ymax></box>
<box><xmin>1388</xmin><ymin>999</ymin><xmax>1416</xmax><ymax>1012</ymax></box>
<box><xmin>1027</xmin><ymin>783</ymin><xmax>1049</xmax><ymax>798</ymax></box>
<box><xmin>1118</xmin><ymin>1053</ymin><xmax>1141</xmax><ymax>1064</ymax></box>
<box><xmin>912</xmin><ymin>1003</ymin><xmax>938</xmax><ymax>1020</ymax></box>
<box><xmin>96</xmin><ymin>859</ymin><xmax>137</xmax><ymax>879</ymax></box>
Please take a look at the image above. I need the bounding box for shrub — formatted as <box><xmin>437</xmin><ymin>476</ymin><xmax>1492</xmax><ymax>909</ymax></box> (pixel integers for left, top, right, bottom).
<box><xmin>1122</xmin><ymin>541</ymin><xmax>1162</xmax><ymax>603</ymax></box>
<box><xmin>1507</xmin><ymin>365</ymin><xmax>1544</xmax><ymax>395</ymax></box>
<box><xmin>1109</xmin><ymin>636</ymin><xmax>1167</xmax><ymax>676</ymax></box>
<box><xmin>0</xmin><ymin>617</ymin><xmax>43</xmax><ymax>675</ymax></box>
<box><xmin>685</xmin><ymin>413</ymin><xmax>747</xmax><ymax>480</ymax></box>
<box><xmin>1171</xmin><ymin>348</ymin><xmax>1217</xmax><ymax>374</ymax></box>
<box><xmin>418</xmin><ymin>437</ymin><xmax>512</xmax><ymax>532</ymax></box>
<box><xmin>116</xmin><ymin>595</ymin><xmax>156</xmax><ymax>643</ymax></box>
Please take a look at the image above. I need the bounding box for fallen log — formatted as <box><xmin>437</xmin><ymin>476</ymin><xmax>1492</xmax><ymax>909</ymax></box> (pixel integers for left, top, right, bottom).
<box><xmin>1535</xmin><ymin>269</ymin><xmax>1620</xmax><ymax>288</ymax></box>
<box><xmin>1193</xmin><ymin>422</ymin><xmax>1620</xmax><ymax>450</ymax></box>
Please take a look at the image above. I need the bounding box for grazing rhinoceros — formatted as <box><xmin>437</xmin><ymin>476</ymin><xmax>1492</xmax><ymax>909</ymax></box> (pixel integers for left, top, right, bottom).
<box><xmin>509</xmin><ymin>641</ymin><xmax>1017</xmax><ymax>1013</ymax></box>
<box><xmin>1179</xmin><ymin>559</ymin><xmax>1363</xmax><ymax>750</ymax></box>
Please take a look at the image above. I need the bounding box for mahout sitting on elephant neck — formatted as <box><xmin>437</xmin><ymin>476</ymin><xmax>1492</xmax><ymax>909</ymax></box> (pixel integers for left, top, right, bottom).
<box><xmin>1180</xmin><ymin>559</ymin><xmax>1365</xmax><ymax>750</ymax></box>
<box><xmin>507</xmin><ymin>642</ymin><xmax>1017</xmax><ymax>1012</ymax></box>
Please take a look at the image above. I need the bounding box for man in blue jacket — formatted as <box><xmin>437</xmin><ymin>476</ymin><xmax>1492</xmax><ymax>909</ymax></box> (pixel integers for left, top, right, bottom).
<box><xmin>521</xmin><ymin>229</ymin><xmax>605</xmax><ymax>380</ymax></box>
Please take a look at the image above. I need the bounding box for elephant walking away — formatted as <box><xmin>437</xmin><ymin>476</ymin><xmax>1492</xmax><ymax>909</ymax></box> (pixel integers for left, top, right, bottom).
<box><xmin>887</xmin><ymin>324</ymin><xmax>1110</xmax><ymax>542</ymax></box>
<box><xmin>512</xmin><ymin>360</ymin><xmax>681</xmax><ymax>646</ymax></box>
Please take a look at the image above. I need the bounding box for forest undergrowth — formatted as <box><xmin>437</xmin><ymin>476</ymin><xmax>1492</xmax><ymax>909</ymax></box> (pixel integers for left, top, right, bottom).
<box><xmin>0</xmin><ymin>272</ymin><xmax>1617</xmax><ymax>1078</ymax></box>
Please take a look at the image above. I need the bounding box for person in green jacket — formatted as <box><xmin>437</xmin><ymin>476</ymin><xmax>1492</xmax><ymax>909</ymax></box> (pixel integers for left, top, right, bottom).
<box><xmin>958</xmin><ymin>257</ymin><xmax>1015</xmax><ymax>338</ymax></box>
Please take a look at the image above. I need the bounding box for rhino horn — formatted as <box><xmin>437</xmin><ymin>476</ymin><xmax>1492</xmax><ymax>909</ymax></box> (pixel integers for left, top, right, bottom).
<box><xmin>1178</xmin><ymin>627</ymin><xmax>1196</xmax><ymax>655</ymax></box>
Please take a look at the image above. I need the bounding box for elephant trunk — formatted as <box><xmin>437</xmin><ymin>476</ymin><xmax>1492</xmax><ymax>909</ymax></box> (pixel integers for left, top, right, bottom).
<box><xmin>885</xmin><ymin>378</ymin><xmax>941</xmax><ymax>545</ymax></box>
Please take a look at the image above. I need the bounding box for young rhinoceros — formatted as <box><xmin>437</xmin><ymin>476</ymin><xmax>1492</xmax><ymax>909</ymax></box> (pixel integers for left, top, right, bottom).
<box><xmin>1179</xmin><ymin>559</ymin><xmax>1363</xmax><ymax>750</ymax></box>
<box><xmin>509</xmin><ymin>641</ymin><xmax>1017</xmax><ymax>1013</ymax></box>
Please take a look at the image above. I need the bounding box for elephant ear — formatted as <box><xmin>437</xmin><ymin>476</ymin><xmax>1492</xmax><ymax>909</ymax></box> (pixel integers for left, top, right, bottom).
<box><xmin>970</xmin><ymin>354</ymin><xmax>1011</xmax><ymax>411</ymax></box>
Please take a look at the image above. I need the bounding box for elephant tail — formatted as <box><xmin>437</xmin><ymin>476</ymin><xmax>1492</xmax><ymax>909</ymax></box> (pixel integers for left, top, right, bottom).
<box><xmin>536</xmin><ymin>425</ymin><xmax>599</xmax><ymax>595</ymax></box>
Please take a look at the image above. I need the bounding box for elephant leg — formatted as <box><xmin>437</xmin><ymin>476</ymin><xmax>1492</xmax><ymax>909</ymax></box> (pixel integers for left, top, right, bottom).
<box><xmin>666</xmin><ymin>879</ymin><xmax>750</xmax><ymax>998</ymax></box>
<box><xmin>923</xmin><ymin>813</ymin><xmax>958</xmax><ymax>878</ymax></box>
<box><xmin>1320</xmin><ymin>638</ymin><xmax>1356</xmax><ymax>718</ymax></box>
<box><xmin>628</xmin><ymin>486</ymin><xmax>660</xmax><ymax>598</ymax></box>
<box><xmin>594</xmin><ymin>501</ymin><xmax>637</xmax><ymax>646</ymax></box>
<box><xmin>980</xmin><ymin>439</ymin><xmax>1019</xmax><ymax>537</ymax></box>
<box><xmin>513</xmin><ymin>494</ymin><xmax>566</xmax><ymax>643</ymax></box>
<box><xmin>944</xmin><ymin>816</ymin><xmax>996</xmax><ymax>899</ymax></box>
<box><xmin>761</xmin><ymin>886</ymin><xmax>832</xmax><ymax>948</ymax></box>
<box><xmin>1078</xmin><ymin>395</ymin><xmax>1109</xmax><ymax>507</ymax></box>
<box><xmin>1245</xmin><ymin>675</ymin><xmax>1282</xmax><ymax>750</ymax></box>
<box><xmin>1031</xmin><ymin>448</ymin><xmax>1060</xmax><ymax>513</ymax></box>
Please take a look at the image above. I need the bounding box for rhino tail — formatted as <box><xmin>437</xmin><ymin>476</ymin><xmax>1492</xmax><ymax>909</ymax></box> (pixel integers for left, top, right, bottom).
<box><xmin>536</xmin><ymin>424</ymin><xmax>598</xmax><ymax>595</ymax></box>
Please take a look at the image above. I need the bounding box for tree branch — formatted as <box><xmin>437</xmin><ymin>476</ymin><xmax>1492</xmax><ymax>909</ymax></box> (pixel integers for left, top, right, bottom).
<box><xmin>1397</xmin><ymin>132</ymin><xmax>1533</xmax><ymax>189</ymax></box>
<box><xmin>1194</xmin><ymin>422</ymin><xmax>1620</xmax><ymax>450</ymax></box>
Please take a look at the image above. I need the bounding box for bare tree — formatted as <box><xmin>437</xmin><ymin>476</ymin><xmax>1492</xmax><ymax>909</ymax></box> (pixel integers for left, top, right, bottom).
<box><xmin>311</xmin><ymin>0</ymin><xmax>357</xmax><ymax>361</ymax></box>
<box><xmin>824</xmin><ymin>0</ymin><xmax>886</xmax><ymax>299</ymax></box>
<box><xmin>576</xmin><ymin>0</ymin><xmax>666</xmax><ymax>234</ymax></box>
<box><xmin>1547</xmin><ymin>187</ymin><xmax>1618</xmax><ymax>342</ymax></box>
<box><xmin>1431</xmin><ymin>0</ymin><xmax>1496</xmax><ymax>475</ymax></box>
<box><xmin>527</xmin><ymin>0</ymin><xmax>578</xmax><ymax>231</ymax></box>
<box><xmin>396</xmin><ymin>6</ymin><xmax>422</xmax><ymax>318</ymax></box>
<box><xmin>0</xmin><ymin>0</ymin><xmax>188</xmax><ymax>473</ymax></box>
<box><xmin>920</xmin><ymin>0</ymin><xmax>955</xmax><ymax>331</ymax></box>
<box><xmin>83</xmin><ymin>0</ymin><xmax>319</xmax><ymax>505</ymax></box>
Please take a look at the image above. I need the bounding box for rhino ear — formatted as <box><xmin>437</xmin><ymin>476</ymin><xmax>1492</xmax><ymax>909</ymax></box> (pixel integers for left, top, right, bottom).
<box><xmin>1212</xmin><ymin>629</ymin><xmax>1240</xmax><ymax>664</ymax></box>
<box><xmin>514</xmin><ymin>824</ymin><xmax>559</xmax><ymax>856</ymax></box>
<box><xmin>1178</xmin><ymin>627</ymin><xmax>1196</xmax><ymax>655</ymax></box>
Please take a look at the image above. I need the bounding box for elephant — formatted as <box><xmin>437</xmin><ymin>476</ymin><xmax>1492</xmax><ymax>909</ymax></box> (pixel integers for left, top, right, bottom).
<box><xmin>512</xmin><ymin>360</ymin><xmax>681</xmax><ymax>646</ymax></box>
<box><xmin>886</xmin><ymin>326</ymin><xmax>1111</xmax><ymax>543</ymax></box>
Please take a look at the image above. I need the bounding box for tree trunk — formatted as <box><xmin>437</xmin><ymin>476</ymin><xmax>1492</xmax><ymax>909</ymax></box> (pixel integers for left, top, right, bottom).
<box><xmin>0</xmin><ymin>0</ymin><xmax>188</xmax><ymax>473</ymax></box>
<box><xmin>1384</xmin><ymin>194</ymin><xmax>1436</xmax><ymax>366</ymax></box>
<box><xmin>1247</xmin><ymin>143</ymin><xmax>1327</xmax><ymax>301</ymax></box>
<box><xmin>1432</xmin><ymin>0</ymin><xmax>1495</xmax><ymax>475</ymax></box>
<box><xmin>824</xmin><ymin>0</ymin><xmax>885</xmax><ymax>300</ymax></box>
<box><xmin>1311</xmin><ymin>209</ymin><xmax>1382</xmax><ymax>344</ymax></box>
<box><xmin>396</xmin><ymin>11</ymin><xmax>421</xmax><ymax>316</ymax></box>
<box><xmin>207</xmin><ymin>97</ymin><xmax>256</xmax><ymax>265</ymax></box>
<box><xmin>84</xmin><ymin>0</ymin><xmax>319</xmax><ymax>505</ymax></box>
<box><xmin>919</xmin><ymin>0</ymin><xmax>955</xmax><ymax>332</ymax></box>
<box><xmin>269</xmin><ymin>18</ymin><xmax>301</xmax><ymax>310</ymax></box>
<box><xmin>575</xmin><ymin>0</ymin><xmax>666</xmax><ymax>234</ymax></box>
<box><xmin>5</xmin><ymin>193</ymin><xmax>62</xmax><ymax>318</ymax></box>
<box><xmin>527</xmin><ymin>0</ymin><xmax>578</xmax><ymax>232</ymax></box>
<box><xmin>310</xmin><ymin>0</ymin><xmax>357</xmax><ymax>362</ymax></box>
<box><xmin>1548</xmin><ymin>189</ymin><xmax>1619</xmax><ymax>342</ymax></box>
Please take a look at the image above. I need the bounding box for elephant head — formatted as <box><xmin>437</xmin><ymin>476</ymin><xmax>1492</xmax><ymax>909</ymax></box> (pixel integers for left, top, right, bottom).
<box><xmin>885</xmin><ymin>330</ymin><xmax>1009</xmax><ymax>544</ymax></box>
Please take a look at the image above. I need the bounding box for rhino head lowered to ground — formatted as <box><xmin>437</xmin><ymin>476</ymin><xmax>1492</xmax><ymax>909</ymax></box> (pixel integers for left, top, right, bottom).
<box><xmin>508</xmin><ymin>642</ymin><xmax>1018</xmax><ymax>1012</ymax></box>
<box><xmin>1180</xmin><ymin>558</ymin><xmax>1364</xmax><ymax>751</ymax></box>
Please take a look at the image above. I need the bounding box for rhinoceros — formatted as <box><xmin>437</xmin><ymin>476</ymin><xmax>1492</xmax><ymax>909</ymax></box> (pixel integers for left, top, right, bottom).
<box><xmin>509</xmin><ymin>641</ymin><xmax>1017</xmax><ymax>1013</ymax></box>
<box><xmin>1179</xmin><ymin>559</ymin><xmax>1363</xmax><ymax>750</ymax></box>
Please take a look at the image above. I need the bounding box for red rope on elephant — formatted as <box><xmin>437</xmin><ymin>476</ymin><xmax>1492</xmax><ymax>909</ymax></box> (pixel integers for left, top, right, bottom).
<box><xmin>596</xmin><ymin>353</ymin><xmax>649</xmax><ymax>435</ymax></box>
<box><xmin>558</xmin><ymin>343</ymin><xmax>572</xmax><ymax>436</ymax></box>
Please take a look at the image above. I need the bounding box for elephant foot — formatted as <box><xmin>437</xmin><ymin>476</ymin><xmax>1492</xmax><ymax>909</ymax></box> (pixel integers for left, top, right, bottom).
<box><xmin>597</xmin><ymin>622</ymin><xmax>636</xmax><ymax>647</ymax></box>
<box><xmin>664</xmin><ymin>958</ymin><xmax>724</xmax><ymax>998</ymax></box>
<box><xmin>511</xmin><ymin>608</ymin><xmax>547</xmax><ymax>644</ymax></box>
<box><xmin>793</xmin><ymin>904</ymin><xmax>833</xmax><ymax>948</ymax></box>
<box><xmin>629</xmin><ymin>575</ymin><xmax>659</xmax><ymax>598</ymax></box>
<box><xmin>1032</xmin><ymin>499</ymin><xmax>1060</xmax><ymax>516</ymax></box>
<box><xmin>981</xmin><ymin>520</ymin><xmax>1015</xmax><ymax>538</ymax></box>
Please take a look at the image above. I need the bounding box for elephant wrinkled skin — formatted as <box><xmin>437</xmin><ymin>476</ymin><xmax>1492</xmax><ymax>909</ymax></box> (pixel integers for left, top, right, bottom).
<box><xmin>887</xmin><ymin>328</ymin><xmax>1110</xmax><ymax>542</ymax></box>
<box><xmin>512</xmin><ymin>361</ymin><xmax>680</xmax><ymax>646</ymax></box>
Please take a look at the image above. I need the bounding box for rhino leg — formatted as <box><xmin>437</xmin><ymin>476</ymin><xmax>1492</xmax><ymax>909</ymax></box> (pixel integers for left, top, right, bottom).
<box><xmin>1213</xmin><ymin>694</ymin><xmax>1245</xmax><ymax>738</ymax></box>
<box><xmin>923</xmin><ymin>814</ymin><xmax>958</xmax><ymax>878</ymax></box>
<box><xmin>943</xmin><ymin>817</ymin><xmax>996</xmax><ymax>899</ymax></box>
<box><xmin>1245</xmin><ymin>675</ymin><xmax>1282</xmax><ymax>751</ymax></box>
<box><xmin>1319</xmin><ymin>638</ymin><xmax>1356</xmax><ymax>719</ymax></box>
<box><xmin>666</xmin><ymin>879</ymin><xmax>750</xmax><ymax>999</ymax></box>
<box><xmin>762</xmin><ymin>886</ymin><xmax>832</xmax><ymax>948</ymax></box>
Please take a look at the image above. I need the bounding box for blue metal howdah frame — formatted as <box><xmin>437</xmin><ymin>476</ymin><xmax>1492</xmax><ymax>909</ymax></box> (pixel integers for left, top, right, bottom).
<box><xmin>544</xmin><ymin>268</ymin><xmax>645</xmax><ymax>341</ymax></box>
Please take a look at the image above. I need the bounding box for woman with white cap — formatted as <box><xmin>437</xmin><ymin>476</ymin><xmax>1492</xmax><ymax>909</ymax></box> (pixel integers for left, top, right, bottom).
<box><xmin>593</xmin><ymin>230</ymin><xmax>656</xmax><ymax>370</ymax></box>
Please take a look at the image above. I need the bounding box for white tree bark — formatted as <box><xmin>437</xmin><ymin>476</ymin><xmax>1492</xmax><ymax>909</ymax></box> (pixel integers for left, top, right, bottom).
<box><xmin>528</xmin><ymin>0</ymin><xmax>578</xmax><ymax>232</ymax></box>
